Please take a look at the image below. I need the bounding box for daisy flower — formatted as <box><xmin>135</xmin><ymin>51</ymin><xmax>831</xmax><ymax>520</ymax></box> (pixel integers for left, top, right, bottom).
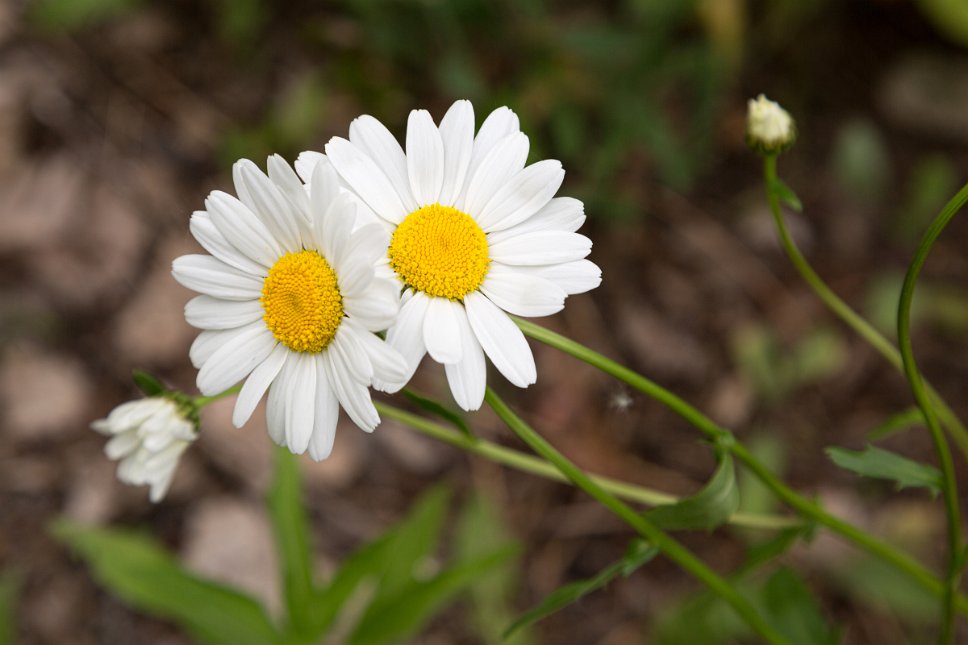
<box><xmin>300</xmin><ymin>100</ymin><xmax>601</xmax><ymax>411</ymax></box>
<box><xmin>91</xmin><ymin>397</ymin><xmax>196</xmax><ymax>502</ymax></box>
<box><xmin>172</xmin><ymin>156</ymin><xmax>407</xmax><ymax>460</ymax></box>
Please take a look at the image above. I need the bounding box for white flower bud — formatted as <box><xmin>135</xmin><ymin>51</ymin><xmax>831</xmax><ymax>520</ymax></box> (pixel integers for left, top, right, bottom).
<box><xmin>746</xmin><ymin>94</ymin><xmax>796</xmax><ymax>154</ymax></box>
<box><xmin>91</xmin><ymin>397</ymin><xmax>196</xmax><ymax>502</ymax></box>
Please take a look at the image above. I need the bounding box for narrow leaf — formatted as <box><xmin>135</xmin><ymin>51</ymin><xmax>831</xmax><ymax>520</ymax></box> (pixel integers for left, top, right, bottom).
<box><xmin>51</xmin><ymin>521</ymin><xmax>281</xmax><ymax>645</ymax></box>
<box><xmin>826</xmin><ymin>445</ymin><xmax>941</xmax><ymax>495</ymax></box>
<box><xmin>266</xmin><ymin>446</ymin><xmax>314</xmax><ymax>638</ymax></box>
<box><xmin>646</xmin><ymin>453</ymin><xmax>739</xmax><ymax>531</ymax></box>
<box><xmin>770</xmin><ymin>178</ymin><xmax>803</xmax><ymax>212</ymax></box>
<box><xmin>349</xmin><ymin>547</ymin><xmax>517</xmax><ymax>645</ymax></box>
<box><xmin>504</xmin><ymin>540</ymin><xmax>659</xmax><ymax>638</ymax></box>
<box><xmin>403</xmin><ymin>389</ymin><xmax>473</xmax><ymax>438</ymax></box>
<box><xmin>866</xmin><ymin>407</ymin><xmax>924</xmax><ymax>442</ymax></box>
<box><xmin>0</xmin><ymin>573</ymin><xmax>17</xmax><ymax>645</ymax></box>
<box><xmin>132</xmin><ymin>370</ymin><xmax>165</xmax><ymax>397</ymax></box>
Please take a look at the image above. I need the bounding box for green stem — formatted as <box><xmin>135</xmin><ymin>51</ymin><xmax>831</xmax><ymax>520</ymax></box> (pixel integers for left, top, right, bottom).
<box><xmin>896</xmin><ymin>182</ymin><xmax>968</xmax><ymax>644</ymax></box>
<box><xmin>484</xmin><ymin>387</ymin><xmax>790</xmax><ymax>645</ymax></box>
<box><xmin>763</xmin><ymin>155</ymin><xmax>968</xmax><ymax>463</ymax></box>
<box><xmin>515</xmin><ymin>317</ymin><xmax>968</xmax><ymax>614</ymax></box>
<box><xmin>375</xmin><ymin>402</ymin><xmax>798</xmax><ymax>530</ymax></box>
<box><xmin>194</xmin><ymin>384</ymin><xmax>241</xmax><ymax>408</ymax></box>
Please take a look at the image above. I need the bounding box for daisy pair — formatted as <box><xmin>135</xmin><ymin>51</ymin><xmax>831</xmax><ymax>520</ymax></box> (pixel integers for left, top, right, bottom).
<box><xmin>172</xmin><ymin>100</ymin><xmax>600</xmax><ymax>460</ymax></box>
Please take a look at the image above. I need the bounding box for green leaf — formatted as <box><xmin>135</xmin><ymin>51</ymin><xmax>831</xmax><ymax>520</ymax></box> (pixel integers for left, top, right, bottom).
<box><xmin>504</xmin><ymin>540</ymin><xmax>658</xmax><ymax>638</ymax></box>
<box><xmin>826</xmin><ymin>444</ymin><xmax>941</xmax><ymax>495</ymax></box>
<box><xmin>132</xmin><ymin>370</ymin><xmax>165</xmax><ymax>397</ymax></box>
<box><xmin>29</xmin><ymin>0</ymin><xmax>142</xmax><ymax>30</ymax></box>
<box><xmin>646</xmin><ymin>453</ymin><xmax>740</xmax><ymax>531</ymax></box>
<box><xmin>866</xmin><ymin>408</ymin><xmax>924</xmax><ymax>442</ymax></box>
<box><xmin>266</xmin><ymin>447</ymin><xmax>314</xmax><ymax>638</ymax></box>
<box><xmin>770</xmin><ymin>178</ymin><xmax>803</xmax><ymax>212</ymax></box>
<box><xmin>402</xmin><ymin>389</ymin><xmax>473</xmax><ymax>438</ymax></box>
<box><xmin>0</xmin><ymin>573</ymin><xmax>17</xmax><ymax>645</ymax></box>
<box><xmin>760</xmin><ymin>567</ymin><xmax>839</xmax><ymax>645</ymax></box>
<box><xmin>349</xmin><ymin>547</ymin><xmax>517</xmax><ymax>645</ymax></box>
<box><xmin>833</xmin><ymin>555</ymin><xmax>938</xmax><ymax>622</ymax></box>
<box><xmin>51</xmin><ymin>521</ymin><xmax>281</xmax><ymax>645</ymax></box>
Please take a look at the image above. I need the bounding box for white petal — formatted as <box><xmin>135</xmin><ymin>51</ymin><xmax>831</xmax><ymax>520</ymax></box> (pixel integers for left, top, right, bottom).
<box><xmin>295</xmin><ymin>151</ymin><xmax>327</xmax><ymax>183</ymax></box>
<box><xmin>437</xmin><ymin>100</ymin><xmax>475</xmax><ymax>206</ymax></box>
<box><xmin>320</xmin><ymin>193</ymin><xmax>357</xmax><ymax>269</ymax></box>
<box><xmin>308</xmin><ymin>157</ymin><xmax>342</xmax><ymax>237</ymax></box>
<box><xmin>267</xmin><ymin>154</ymin><xmax>311</xmax><ymax>216</ymax></box>
<box><xmin>235</xmin><ymin>159</ymin><xmax>302</xmax><ymax>253</ymax></box>
<box><xmin>348</xmin><ymin>321</ymin><xmax>409</xmax><ymax>393</ymax></box>
<box><xmin>460</xmin><ymin>133</ymin><xmax>529</xmax><ymax>216</ymax></box>
<box><xmin>464</xmin><ymin>291</ymin><xmax>536</xmax><ymax>387</ymax></box>
<box><xmin>197</xmin><ymin>326</ymin><xmax>276</xmax><ymax>396</ymax></box>
<box><xmin>233</xmin><ymin>344</ymin><xmax>288</xmax><ymax>428</ymax></box>
<box><xmin>465</xmin><ymin>106</ymin><xmax>520</xmax><ymax>186</ymax></box>
<box><xmin>325</xmin><ymin>137</ymin><xmax>408</xmax><ymax>224</ymax></box>
<box><xmin>423</xmin><ymin>297</ymin><xmax>462</xmax><ymax>364</ymax></box>
<box><xmin>105</xmin><ymin>432</ymin><xmax>140</xmax><ymax>459</ymax></box>
<box><xmin>443</xmin><ymin>305</ymin><xmax>486</xmax><ymax>410</ymax></box>
<box><xmin>476</xmin><ymin>160</ymin><xmax>564</xmax><ymax>232</ymax></box>
<box><xmin>385</xmin><ymin>291</ymin><xmax>430</xmax><ymax>381</ymax></box>
<box><xmin>336</xmin><ymin>254</ymin><xmax>374</xmax><ymax>297</ymax></box>
<box><xmin>285</xmin><ymin>353</ymin><xmax>316</xmax><ymax>455</ymax></box>
<box><xmin>185</xmin><ymin>296</ymin><xmax>264</xmax><ymax>330</ymax></box>
<box><xmin>343</xmin><ymin>277</ymin><xmax>400</xmax><ymax>331</ymax></box>
<box><xmin>515</xmin><ymin>259</ymin><xmax>602</xmax><ymax>295</ymax></box>
<box><xmin>330</xmin><ymin>323</ymin><xmax>374</xmax><ymax>384</ymax></box>
<box><xmin>189</xmin><ymin>212</ymin><xmax>265</xmax><ymax>276</ymax></box>
<box><xmin>485</xmin><ymin>196</ymin><xmax>585</xmax><ymax>245</ymax></box>
<box><xmin>325</xmin><ymin>350</ymin><xmax>379</xmax><ymax>432</ymax></box>
<box><xmin>406</xmin><ymin>109</ymin><xmax>445</xmax><ymax>206</ymax></box>
<box><xmin>350</xmin><ymin>115</ymin><xmax>418</xmax><ymax>211</ymax></box>
<box><xmin>489</xmin><ymin>231</ymin><xmax>591</xmax><ymax>266</ymax></box>
<box><xmin>190</xmin><ymin>327</ymin><xmax>253</xmax><ymax>369</ymax></box>
<box><xmin>341</xmin><ymin>223</ymin><xmax>390</xmax><ymax>268</ymax></box>
<box><xmin>172</xmin><ymin>255</ymin><xmax>263</xmax><ymax>301</ymax></box>
<box><xmin>266</xmin><ymin>359</ymin><xmax>293</xmax><ymax>446</ymax></box>
<box><xmin>479</xmin><ymin>264</ymin><xmax>566</xmax><ymax>317</ymax></box>
<box><xmin>309</xmin><ymin>355</ymin><xmax>339</xmax><ymax>461</ymax></box>
<box><xmin>205</xmin><ymin>191</ymin><xmax>280</xmax><ymax>267</ymax></box>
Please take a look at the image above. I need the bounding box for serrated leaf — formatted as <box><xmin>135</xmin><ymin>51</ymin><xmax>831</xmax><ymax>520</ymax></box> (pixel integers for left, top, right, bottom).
<box><xmin>827</xmin><ymin>445</ymin><xmax>941</xmax><ymax>495</ymax></box>
<box><xmin>132</xmin><ymin>370</ymin><xmax>165</xmax><ymax>397</ymax></box>
<box><xmin>266</xmin><ymin>447</ymin><xmax>314</xmax><ymax>639</ymax></box>
<box><xmin>770</xmin><ymin>177</ymin><xmax>803</xmax><ymax>212</ymax></box>
<box><xmin>349</xmin><ymin>547</ymin><xmax>517</xmax><ymax>645</ymax></box>
<box><xmin>646</xmin><ymin>453</ymin><xmax>739</xmax><ymax>531</ymax></box>
<box><xmin>51</xmin><ymin>521</ymin><xmax>281</xmax><ymax>645</ymax></box>
<box><xmin>403</xmin><ymin>390</ymin><xmax>473</xmax><ymax>438</ymax></box>
<box><xmin>760</xmin><ymin>567</ymin><xmax>839</xmax><ymax>645</ymax></box>
<box><xmin>504</xmin><ymin>539</ymin><xmax>659</xmax><ymax>638</ymax></box>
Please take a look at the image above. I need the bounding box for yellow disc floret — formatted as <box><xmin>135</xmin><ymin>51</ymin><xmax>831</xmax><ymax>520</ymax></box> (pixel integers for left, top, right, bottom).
<box><xmin>388</xmin><ymin>204</ymin><xmax>490</xmax><ymax>299</ymax></box>
<box><xmin>261</xmin><ymin>250</ymin><xmax>343</xmax><ymax>353</ymax></box>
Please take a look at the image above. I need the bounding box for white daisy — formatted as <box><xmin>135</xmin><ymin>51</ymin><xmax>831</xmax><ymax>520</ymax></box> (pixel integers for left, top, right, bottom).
<box><xmin>91</xmin><ymin>397</ymin><xmax>196</xmax><ymax>502</ymax></box>
<box><xmin>746</xmin><ymin>94</ymin><xmax>796</xmax><ymax>154</ymax></box>
<box><xmin>305</xmin><ymin>100</ymin><xmax>601</xmax><ymax>411</ymax></box>
<box><xmin>172</xmin><ymin>156</ymin><xmax>407</xmax><ymax>460</ymax></box>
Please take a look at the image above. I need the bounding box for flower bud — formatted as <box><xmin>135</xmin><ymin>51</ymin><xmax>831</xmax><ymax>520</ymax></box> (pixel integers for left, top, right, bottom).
<box><xmin>91</xmin><ymin>397</ymin><xmax>196</xmax><ymax>502</ymax></box>
<box><xmin>746</xmin><ymin>94</ymin><xmax>796</xmax><ymax>155</ymax></box>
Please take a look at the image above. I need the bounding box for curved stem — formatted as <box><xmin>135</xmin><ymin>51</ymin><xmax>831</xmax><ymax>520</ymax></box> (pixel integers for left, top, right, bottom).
<box><xmin>763</xmin><ymin>155</ymin><xmax>968</xmax><ymax>463</ymax></box>
<box><xmin>515</xmin><ymin>317</ymin><xmax>968</xmax><ymax>614</ymax></box>
<box><xmin>375</xmin><ymin>402</ymin><xmax>798</xmax><ymax>530</ymax></box>
<box><xmin>896</xmin><ymin>182</ymin><xmax>968</xmax><ymax>643</ymax></box>
<box><xmin>484</xmin><ymin>387</ymin><xmax>790</xmax><ymax>645</ymax></box>
<box><xmin>194</xmin><ymin>384</ymin><xmax>241</xmax><ymax>408</ymax></box>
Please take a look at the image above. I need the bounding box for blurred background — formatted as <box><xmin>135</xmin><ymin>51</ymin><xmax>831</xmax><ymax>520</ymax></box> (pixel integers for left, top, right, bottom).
<box><xmin>2</xmin><ymin>0</ymin><xmax>968</xmax><ymax>642</ymax></box>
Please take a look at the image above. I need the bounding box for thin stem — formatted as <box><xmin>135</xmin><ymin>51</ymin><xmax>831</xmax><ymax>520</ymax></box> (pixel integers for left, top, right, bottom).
<box><xmin>484</xmin><ymin>387</ymin><xmax>790</xmax><ymax>645</ymax></box>
<box><xmin>194</xmin><ymin>384</ymin><xmax>241</xmax><ymax>408</ymax></box>
<box><xmin>762</xmin><ymin>155</ymin><xmax>968</xmax><ymax>463</ymax></box>
<box><xmin>515</xmin><ymin>317</ymin><xmax>968</xmax><ymax>615</ymax></box>
<box><xmin>896</xmin><ymin>182</ymin><xmax>968</xmax><ymax>644</ymax></box>
<box><xmin>375</xmin><ymin>401</ymin><xmax>799</xmax><ymax>530</ymax></box>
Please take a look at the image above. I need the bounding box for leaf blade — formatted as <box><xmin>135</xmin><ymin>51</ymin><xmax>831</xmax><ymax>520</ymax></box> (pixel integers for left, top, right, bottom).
<box><xmin>826</xmin><ymin>444</ymin><xmax>941</xmax><ymax>495</ymax></box>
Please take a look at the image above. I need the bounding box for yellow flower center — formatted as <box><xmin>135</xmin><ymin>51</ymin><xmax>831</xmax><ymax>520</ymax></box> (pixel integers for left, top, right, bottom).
<box><xmin>388</xmin><ymin>204</ymin><xmax>490</xmax><ymax>299</ymax></box>
<box><xmin>261</xmin><ymin>250</ymin><xmax>343</xmax><ymax>353</ymax></box>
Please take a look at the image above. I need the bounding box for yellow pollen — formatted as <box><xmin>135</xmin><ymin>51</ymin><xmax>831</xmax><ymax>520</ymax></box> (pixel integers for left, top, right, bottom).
<box><xmin>388</xmin><ymin>203</ymin><xmax>490</xmax><ymax>299</ymax></box>
<box><xmin>261</xmin><ymin>250</ymin><xmax>343</xmax><ymax>353</ymax></box>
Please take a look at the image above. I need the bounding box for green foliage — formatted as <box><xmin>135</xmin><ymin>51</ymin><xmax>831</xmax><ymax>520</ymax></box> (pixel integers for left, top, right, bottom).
<box><xmin>28</xmin><ymin>0</ymin><xmax>142</xmax><ymax>30</ymax></box>
<box><xmin>831</xmin><ymin>119</ymin><xmax>891</xmax><ymax>205</ymax></box>
<box><xmin>866</xmin><ymin>408</ymin><xmax>924</xmax><ymax>442</ymax></box>
<box><xmin>770</xmin><ymin>177</ymin><xmax>804</xmax><ymax>213</ymax></box>
<box><xmin>0</xmin><ymin>573</ymin><xmax>17</xmax><ymax>645</ymax></box>
<box><xmin>403</xmin><ymin>389</ymin><xmax>473</xmax><ymax>438</ymax></box>
<box><xmin>505</xmin><ymin>539</ymin><xmax>659</xmax><ymax>638</ymax></box>
<box><xmin>132</xmin><ymin>370</ymin><xmax>165</xmax><ymax>397</ymax></box>
<box><xmin>827</xmin><ymin>445</ymin><xmax>942</xmax><ymax>495</ymax></box>
<box><xmin>915</xmin><ymin>0</ymin><xmax>968</xmax><ymax>45</ymax></box>
<box><xmin>646</xmin><ymin>452</ymin><xmax>739</xmax><ymax>531</ymax></box>
<box><xmin>455</xmin><ymin>494</ymin><xmax>531</xmax><ymax>645</ymax></box>
<box><xmin>51</xmin><ymin>521</ymin><xmax>282</xmax><ymax>645</ymax></box>
<box><xmin>833</xmin><ymin>556</ymin><xmax>939</xmax><ymax>623</ymax></box>
<box><xmin>759</xmin><ymin>568</ymin><xmax>839</xmax><ymax>645</ymax></box>
<box><xmin>894</xmin><ymin>155</ymin><xmax>959</xmax><ymax>243</ymax></box>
